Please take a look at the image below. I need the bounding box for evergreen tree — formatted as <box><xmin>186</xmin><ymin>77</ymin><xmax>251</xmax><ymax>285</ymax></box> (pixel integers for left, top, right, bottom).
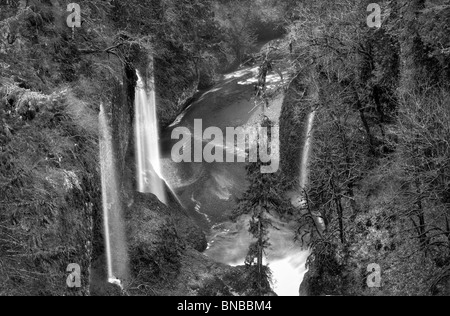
<box><xmin>234</xmin><ymin>118</ymin><xmax>284</xmax><ymax>295</ymax></box>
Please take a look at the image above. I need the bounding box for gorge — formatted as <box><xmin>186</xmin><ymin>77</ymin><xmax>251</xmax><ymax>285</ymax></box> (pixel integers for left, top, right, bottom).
<box><xmin>1</xmin><ymin>0</ymin><xmax>449</xmax><ymax>297</ymax></box>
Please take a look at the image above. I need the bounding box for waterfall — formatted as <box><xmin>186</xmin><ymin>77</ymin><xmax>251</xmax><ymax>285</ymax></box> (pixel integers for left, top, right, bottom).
<box><xmin>298</xmin><ymin>110</ymin><xmax>325</xmax><ymax>231</ymax></box>
<box><xmin>99</xmin><ymin>104</ymin><xmax>129</xmax><ymax>286</ymax></box>
<box><xmin>299</xmin><ymin>111</ymin><xmax>316</xmax><ymax>191</ymax></box>
<box><xmin>134</xmin><ymin>66</ymin><xmax>167</xmax><ymax>204</ymax></box>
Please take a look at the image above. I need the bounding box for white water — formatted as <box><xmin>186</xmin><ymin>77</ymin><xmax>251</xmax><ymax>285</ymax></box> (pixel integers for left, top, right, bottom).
<box><xmin>206</xmin><ymin>214</ymin><xmax>310</xmax><ymax>296</ymax></box>
<box><xmin>269</xmin><ymin>251</ymin><xmax>310</xmax><ymax>296</ymax></box>
<box><xmin>153</xmin><ymin>59</ymin><xmax>311</xmax><ymax>295</ymax></box>
<box><xmin>298</xmin><ymin>111</ymin><xmax>325</xmax><ymax>230</ymax></box>
<box><xmin>134</xmin><ymin>65</ymin><xmax>167</xmax><ymax>204</ymax></box>
<box><xmin>99</xmin><ymin>104</ymin><xmax>129</xmax><ymax>285</ymax></box>
<box><xmin>288</xmin><ymin>110</ymin><xmax>318</xmax><ymax>211</ymax></box>
<box><xmin>199</xmin><ymin>65</ymin><xmax>312</xmax><ymax>296</ymax></box>
<box><xmin>300</xmin><ymin>111</ymin><xmax>316</xmax><ymax>190</ymax></box>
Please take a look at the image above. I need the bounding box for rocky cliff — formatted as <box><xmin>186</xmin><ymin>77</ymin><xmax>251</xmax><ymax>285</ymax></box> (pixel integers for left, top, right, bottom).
<box><xmin>0</xmin><ymin>2</ymin><xmax>256</xmax><ymax>296</ymax></box>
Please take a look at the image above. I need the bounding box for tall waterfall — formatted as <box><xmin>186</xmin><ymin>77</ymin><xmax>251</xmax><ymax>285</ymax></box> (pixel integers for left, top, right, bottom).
<box><xmin>299</xmin><ymin>111</ymin><xmax>316</xmax><ymax>190</ymax></box>
<box><xmin>134</xmin><ymin>66</ymin><xmax>167</xmax><ymax>204</ymax></box>
<box><xmin>299</xmin><ymin>110</ymin><xmax>325</xmax><ymax>231</ymax></box>
<box><xmin>99</xmin><ymin>104</ymin><xmax>129</xmax><ymax>285</ymax></box>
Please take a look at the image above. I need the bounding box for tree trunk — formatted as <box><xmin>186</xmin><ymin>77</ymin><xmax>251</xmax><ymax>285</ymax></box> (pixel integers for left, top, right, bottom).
<box><xmin>257</xmin><ymin>216</ymin><xmax>263</xmax><ymax>294</ymax></box>
<box><xmin>331</xmin><ymin>177</ymin><xmax>345</xmax><ymax>244</ymax></box>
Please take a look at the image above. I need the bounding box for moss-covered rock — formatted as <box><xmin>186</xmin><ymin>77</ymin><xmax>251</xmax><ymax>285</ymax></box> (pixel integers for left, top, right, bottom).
<box><xmin>0</xmin><ymin>87</ymin><xmax>99</xmax><ymax>296</ymax></box>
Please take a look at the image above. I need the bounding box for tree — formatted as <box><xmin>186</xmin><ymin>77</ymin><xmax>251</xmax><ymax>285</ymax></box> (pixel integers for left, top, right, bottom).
<box><xmin>234</xmin><ymin>118</ymin><xmax>285</xmax><ymax>295</ymax></box>
<box><xmin>282</xmin><ymin>0</ymin><xmax>450</xmax><ymax>296</ymax></box>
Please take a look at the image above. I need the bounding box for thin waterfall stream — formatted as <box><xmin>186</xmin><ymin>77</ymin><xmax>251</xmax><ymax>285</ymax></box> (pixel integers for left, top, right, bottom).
<box><xmin>300</xmin><ymin>111</ymin><xmax>316</xmax><ymax>191</ymax></box>
<box><xmin>99</xmin><ymin>104</ymin><xmax>129</xmax><ymax>286</ymax></box>
<box><xmin>299</xmin><ymin>110</ymin><xmax>325</xmax><ymax>232</ymax></box>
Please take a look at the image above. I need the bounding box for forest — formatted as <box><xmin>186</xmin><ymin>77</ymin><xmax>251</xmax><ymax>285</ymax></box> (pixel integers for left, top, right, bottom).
<box><xmin>0</xmin><ymin>0</ymin><xmax>449</xmax><ymax>296</ymax></box>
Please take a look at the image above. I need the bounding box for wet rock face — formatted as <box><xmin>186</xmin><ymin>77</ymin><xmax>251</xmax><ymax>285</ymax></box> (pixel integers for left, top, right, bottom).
<box><xmin>155</xmin><ymin>57</ymin><xmax>200</xmax><ymax>129</ymax></box>
<box><xmin>299</xmin><ymin>271</ymin><xmax>311</xmax><ymax>297</ymax></box>
<box><xmin>97</xmin><ymin>67</ymin><xmax>209</xmax><ymax>295</ymax></box>
<box><xmin>113</xmin><ymin>73</ymin><xmax>208</xmax><ymax>254</ymax></box>
<box><xmin>279</xmin><ymin>74</ymin><xmax>309</xmax><ymax>187</ymax></box>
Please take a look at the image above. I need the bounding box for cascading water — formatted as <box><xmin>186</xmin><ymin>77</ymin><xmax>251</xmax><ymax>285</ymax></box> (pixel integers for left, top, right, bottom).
<box><xmin>288</xmin><ymin>110</ymin><xmax>319</xmax><ymax>208</ymax></box>
<box><xmin>299</xmin><ymin>111</ymin><xmax>316</xmax><ymax>190</ymax></box>
<box><xmin>99</xmin><ymin>104</ymin><xmax>129</xmax><ymax>286</ymax></box>
<box><xmin>158</xmin><ymin>60</ymin><xmax>312</xmax><ymax>296</ymax></box>
<box><xmin>134</xmin><ymin>66</ymin><xmax>167</xmax><ymax>204</ymax></box>
<box><xmin>205</xmin><ymin>115</ymin><xmax>311</xmax><ymax>297</ymax></box>
<box><xmin>298</xmin><ymin>110</ymin><xmax>325</xmax><ymax>231</ymax></box>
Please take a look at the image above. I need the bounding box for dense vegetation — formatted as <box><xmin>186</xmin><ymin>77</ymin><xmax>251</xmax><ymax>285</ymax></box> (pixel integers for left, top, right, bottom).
<box><xmin>278</xmin><ymin>0</ymin><xmax>450</xmax><ymax>296</ymax></box>
<box><xmin>232</xmin><ymin>0</ymin><xmax>450</xmax><ymax>297</ymax></box>
<box><xmin>1</xmin><ymin>0</ymin><xmax>449</xmax><ymax>296</ymax></box>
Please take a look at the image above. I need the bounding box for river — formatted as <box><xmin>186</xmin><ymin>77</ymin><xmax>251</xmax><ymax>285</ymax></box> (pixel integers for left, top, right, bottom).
<box><xmin>160</xmin><ymin>50</ymin><xmax>309</xmax><ymax>296</ymax></box>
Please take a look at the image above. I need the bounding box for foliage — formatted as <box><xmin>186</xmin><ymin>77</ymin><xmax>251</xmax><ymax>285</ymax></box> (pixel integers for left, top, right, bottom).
<box><xmin>0</xmin><ymin>83</ymin><xmax>100</xmax><ymax>295</ymax></box>
<box><xmin>280</xmin><ymin>0</ymin><xmax>450</xmax><ymax>296</ymax></box>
